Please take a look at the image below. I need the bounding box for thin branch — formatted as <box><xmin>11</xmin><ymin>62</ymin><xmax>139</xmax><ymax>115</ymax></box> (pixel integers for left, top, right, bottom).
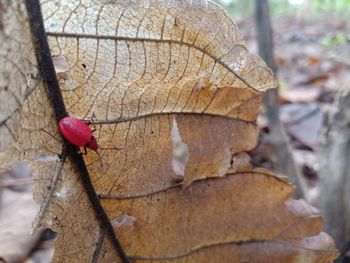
<box><xmin>24</xmin><ymin>1</ymin><xmax>130</xmax><ymax>262</ymax></box>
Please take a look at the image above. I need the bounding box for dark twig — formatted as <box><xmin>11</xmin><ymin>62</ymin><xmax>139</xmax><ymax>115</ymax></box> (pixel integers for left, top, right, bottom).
<box><xmin>24</xmin><ymin>1</ymin><xmax>130</xmax><ymax>262</ymax></box>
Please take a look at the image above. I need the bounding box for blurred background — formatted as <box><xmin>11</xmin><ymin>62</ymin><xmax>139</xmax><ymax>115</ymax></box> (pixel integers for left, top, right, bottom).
<box><xmin>1</xmin><ymin>0</ymin><xmax>350</xmax><ymax>262</ymax></box>
<box><xmin>214</xmin><ymin>0</ymin><xmax>350</xmax><ymax>261</ymax></box>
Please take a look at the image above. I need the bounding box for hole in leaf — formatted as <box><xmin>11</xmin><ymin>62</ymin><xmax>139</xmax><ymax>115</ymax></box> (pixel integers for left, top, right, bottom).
<box><xmin>54</xmin><ymin>186</ymin><xmax>69</xmax><ymax>200</ymax></box>
<box><xmin>112</xmin><ymin>213</ymin><xmax>136</xmax><ymax>228</ymax></box>
<box><xmin>40</xmin><ymin>228</ymin><xmax>57</xmax><ymax>241</ymax></box>
<box><xmin>8</xmin><ymin>161</ymin><xmax>32</xmax><ymax>177</ymax></box>
<box><xmin>52</xmin><ymin>55</ymin><xmax>70</xmax><ymax>73</ymax></box>
<box><xmin>171</xmin><ymin>117</ymin><xmax>189</xmax><ymax>178</ymax></box>
<box><xmin>1</xmin><ymin>161</ymin><xmax>33</xmax><ymax>191</ymax></box>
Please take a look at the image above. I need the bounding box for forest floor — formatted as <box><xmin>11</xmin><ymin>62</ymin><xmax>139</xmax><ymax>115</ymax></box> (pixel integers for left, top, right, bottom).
<box><xmin>241</xmin><ymin>12</ymin><xmax>350</xmax><ymax>204</ymax></box>
<box><xmin>1</xmin><ymin>11</ymin><xmax>349</xmax><ymax>263</ymax></box>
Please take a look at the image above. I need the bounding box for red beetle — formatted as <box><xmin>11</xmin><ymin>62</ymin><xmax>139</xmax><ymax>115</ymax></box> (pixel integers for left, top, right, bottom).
<box><xmin>59</xmin><ymin>116</ymin><xmax>98</xmax><ymax>153</ymax></box>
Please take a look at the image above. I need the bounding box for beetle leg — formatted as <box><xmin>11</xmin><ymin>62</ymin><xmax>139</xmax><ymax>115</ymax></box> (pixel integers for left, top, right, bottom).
<box><xmin>90</xmin><ymin>118</ymin><xmax>97</xmax><ymax>132</ymax></box>
<box><xmin>82</xmin><ymin>114</ymin><xmax>97</xmax><ymax>129</ymax></box>
<box><xmin>84</xmin><ymin>116</ymin><xmax>97</xmax><ymax>132</ymax></box>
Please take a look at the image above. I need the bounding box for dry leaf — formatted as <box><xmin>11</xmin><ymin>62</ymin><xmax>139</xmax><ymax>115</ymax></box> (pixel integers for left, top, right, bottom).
<box><xmin>280</xmin><ymin>88</ymin><xmax>321</xmax><ymax>104</ymax></box>
<box><xmin>0</xmin><ymin>0</ymin><xmax>338</xmax><ymax>262</ymax></box>
<box><xmin>280</xmin><ymin>103</ymin><xmax>324</xmax><ymax>148</ymax></box>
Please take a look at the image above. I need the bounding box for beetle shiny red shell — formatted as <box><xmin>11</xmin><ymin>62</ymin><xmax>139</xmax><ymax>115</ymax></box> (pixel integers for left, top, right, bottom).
<box><xmin>58</xmin><ymin>117</ymin><xmax>98</xmax><ymax>151</ymax></box>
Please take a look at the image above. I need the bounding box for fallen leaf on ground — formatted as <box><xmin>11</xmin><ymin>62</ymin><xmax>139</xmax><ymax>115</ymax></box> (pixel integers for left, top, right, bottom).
<box><xmin>280</xmin><ymin>88</ymin><xmax>321</xmax><ymax>104</ymax></box>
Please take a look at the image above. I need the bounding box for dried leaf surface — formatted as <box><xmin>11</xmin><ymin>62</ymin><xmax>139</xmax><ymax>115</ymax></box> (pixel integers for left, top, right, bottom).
<box><xmin>0</xmin><ymin>0</ymin><xmax>338</xmax><ymax>262</ymax></box>
<box><xmin>43</xmin><ymin>0</ymin><xmax>271</xmax><ymax>195</ymax></box>
<box><xmin>0</xmin><ymin>0</ymin><xmax>60</xmax><ymax>160</ymax></box>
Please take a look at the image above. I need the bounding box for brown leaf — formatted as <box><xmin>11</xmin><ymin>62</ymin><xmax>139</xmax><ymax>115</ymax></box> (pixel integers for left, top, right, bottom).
<box><xmin>31</xmin><ymin>161</ymin><xmax>338</xmax><ymax>262</ymax></box>
<box><xmin>0</xmin><ymin>0</ymin><xmax>60</xmax><ymax>161</ymax></box>
<box><xmin>280</xmin><ymin>103</ymin><xmax>323</xmax><ymax>148</ymax></box>
<box><xmin>0</xmin><ymin>1</ymin><xmax>40</xmax><ymax>152</ymax></box>
<box><xmin>0</xmin><ymin>0</ymin><xmax>338</xmax><ymax>262</ymax></box>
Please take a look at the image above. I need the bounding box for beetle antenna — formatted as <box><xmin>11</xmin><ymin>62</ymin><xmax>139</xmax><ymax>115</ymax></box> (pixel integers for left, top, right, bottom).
<box><xmin>94</xmin><ymin>150</ymin><xmax>103</xmax><ymax>169</ymax></box>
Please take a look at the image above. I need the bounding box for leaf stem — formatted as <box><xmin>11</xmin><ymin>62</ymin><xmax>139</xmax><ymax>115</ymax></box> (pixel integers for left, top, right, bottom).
<box><xmin>24</xmin><ymin>1</ymin><xmax>130</xmax><ymax>262</ymax></box>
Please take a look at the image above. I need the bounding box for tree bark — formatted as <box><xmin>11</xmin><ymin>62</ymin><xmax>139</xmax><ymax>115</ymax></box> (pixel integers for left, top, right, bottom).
<box><xmin>319</xmin><ymin>88</ymin><xmax>350</xmax><ymax>249</ymax></box>
<box><xmin>255</xmin><ymin>0</ymin><xmax>306</xmax><ymax>199</ymax></box>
